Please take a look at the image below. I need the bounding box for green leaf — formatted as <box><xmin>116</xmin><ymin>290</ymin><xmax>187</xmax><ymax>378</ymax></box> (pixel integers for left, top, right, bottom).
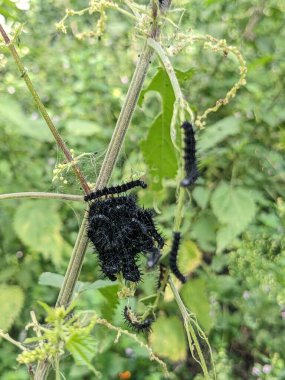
<box><xmin>0</xmin><ymin>96</ymin><xmax>53</xmax><ymax>142</ymax></box>
<box><xmin>81</xmin><ymin>280</ymin><xmax>119</xmax><ymax>292</ymax></box>
<box><xmin>0</xmin><ymin>285</ymin><xmax>24</xmax><ymax>331</ymax></box>
<box><xmin>141</xmin><ymin>114</ymin><xmax>178</xmax><ymax>180</ymax></box>
<box><xmin>150</xmin><ymin>316</ymin><xmax>186</xmax><ymax>361</ymax></box>
<box><xmin>198</xmin><ymin>116</ymin><xmax>241</xmax><ymax>152</ymax></box>
<box><xmin>178</xmin><ymin>240</ymin><xmax>202</xmax><ymax>275</ymax></box>
<box><xmin>13</xmin><ymin>200</ymin><xmax>68</xmax><ymax>267</ymax></box>
<box><xmin>0</xmin><ymin>0</ymin><xmax>20</xmax><ymax>21</ymax></box>
<box><xmin>37</xmin><ymin>301</ymin><xmax>53</xmax><ymax>315</ymax></box>
<box><xmin>140</xmin><ymin>68</ymin><xmax>178</xmax><ymax>182</ymax></box>
<box><xmin>191</xmin><ymin>212</ymin><xmax>217</xmax><ymax>252</ymax></box>
<box><xmin>39</xmin><ymin>272</ymin><xmax>116</xmax><ymax>293</ymax></box>
<box><xmin>216</xmin><ymin>225</ymin><xmax>239</xmax><ymax>253</ymax></box>
<box><xmin>66</xmin><ymin>334</ymin><xmax>99</xmax><ymax>376</ymax></box>
<box><xmin>139</xmin><ymin>294</ymin><xmax>157</xmax><ymax>306</ymax></box>
<box><xmin>211</xmin><ymin>182</ymin><xmax>256</xmax><ymax>252</ymax></box>
<box><xmin>192</xmin><ymin>186</ymin><xmax>212</xmax><ymax>209</ymax></box>
<box><xmin>38</xmin><ymin>272</ymin><xmax>66</xmax><ymax>288</ymax></box>
<box><xmin>181</xmin><ymin>278</ymin><xmax>213</xmax><ymax>333</ymax></box>
<box><xmin>98</xmin><ymin>285</ymin><xmax>119</xmax><ymax>322</ymax></box>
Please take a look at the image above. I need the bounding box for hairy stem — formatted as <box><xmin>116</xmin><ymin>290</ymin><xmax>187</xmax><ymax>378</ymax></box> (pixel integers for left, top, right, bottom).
<box><xmin>96</xmin><ymin>42</ymin><xmax>154</xmax><ymax>188</ymax></box>
<box><xmin>34</xmin><ymin>7</ymin><xmax>161</xmax><ymax>380</ymax></box>
<box><xmin>0</xmin><ymin>192</ymin><xmax>83</xmax><ymax>202</ymax></box>
<box><xmin>169</xmin><ymin>277</ymin><xmax>212</xmax><ymax>379</ymax></box>
<box><xmin>0</xmin><ymin>24</ymin><xmax>90</xmax><ymax>194</ymax></box>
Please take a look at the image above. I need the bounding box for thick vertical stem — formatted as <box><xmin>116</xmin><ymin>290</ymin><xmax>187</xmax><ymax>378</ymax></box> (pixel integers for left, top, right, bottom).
<box><xmin>96</xmin><ymin>42</ymin><xmax>154</xmax><ymax>188</ymax></box>
<box><xmin>56</xmin><ymin>42</ymin><xmax>154</xmax><ymax>309</ymax></box>
<box><xmin>34</xmin><ymin>16</ymin><xmax>160</xmax><ymax>380</ymax></box>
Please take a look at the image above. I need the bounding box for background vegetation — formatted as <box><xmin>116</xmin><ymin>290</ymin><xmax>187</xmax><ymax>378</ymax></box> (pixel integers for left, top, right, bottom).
<box><xmin>0</xmin><ymin>0</ymin><xmax>284</xmax><ymax>379</ymax></box>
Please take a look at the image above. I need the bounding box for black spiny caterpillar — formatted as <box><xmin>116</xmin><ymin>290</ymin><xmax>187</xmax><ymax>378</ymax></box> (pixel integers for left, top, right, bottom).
<box><xmin>169</xmin><ymin>232</ymin><xmax>186</xmax><ymax>283</ymax></box>
<box><xmin>85</xmin><ymin>180</ymin><xmax>164</xmax><ymax>282</ymax></box>
<box><xmin>181</xmin><ymin>121</ymin><xmax>199</xmax><ymax>187</ymax></box>
<box><xmin>84</xmin><ymin>179</ymin><xmax>147</xmax><ymax>202</ymax></box>
<box><xmin>123</xmin><ymin>306</ymin><xmax>154</xmax><ymax>334</ymax></box>
<box><xmin>159</xmin><ymin>0</ymin><xmax>172</xmax><ymax>12</ymax></box>
<box><xmin>157</xmin><ymin>263</ymin><xmax>168</xmax><ymax>291</ymax></box>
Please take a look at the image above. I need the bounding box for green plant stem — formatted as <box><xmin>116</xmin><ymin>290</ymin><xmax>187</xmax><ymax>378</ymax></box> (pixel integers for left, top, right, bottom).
<box><xmin>34</xmin><ymin>10</ymin><xmax>161</xmax><ymax>380</ymax></box>
<box><xmin>168</xmin><ymin>277</ymin><xmax>211</xmax><ymax>379</ymax></box>
<box><xmin>0</xmin><ymin>330</ymin><xmax>26</xmax><ymax>351</ymax></box>
<box><xmin>147</xmin><ymin>38</ymin><xmax>183</xmax><ymax>99</ymax></box>
<box><xmin>96</xmin><ymin>42</ymin><xmax>154</xmax><ymax>188</ymax></box>
<box><xmin>0</xmin><ymin>24</ymin><xmax>90</xmax><ymax>195</ymax></box>
<box><xmin>97</xmin><ymin>318</ymin><xmax>169</xmax><ymax>377</ymax></box>
<box><xmin>56</xmin><ymin>41</ymin><xmax>155</xmax><ymax>310</ymax></box>
<box><xmin>55</xmin><ymin>356</ymin><xmax>60</xmax><ymax>380</ymax></box>
<box><xmin>0</xmin><ymin>192</ymin><xmax>83</xmax><ymax>202</ymax></box>
<box><xmin>174</xmin><ymin>186</ymin><xmax>185</xmax><ymax>230</ymax></box>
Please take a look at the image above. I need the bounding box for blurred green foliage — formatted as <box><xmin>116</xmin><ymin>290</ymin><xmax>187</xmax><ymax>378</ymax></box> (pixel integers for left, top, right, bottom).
<box><xmin>0</xmin><ymin>0</ymin><xmax>284</xmax><ymax>379</ymax></box>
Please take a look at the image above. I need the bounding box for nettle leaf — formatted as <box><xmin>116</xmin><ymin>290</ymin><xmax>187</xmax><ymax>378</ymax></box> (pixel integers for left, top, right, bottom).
<box><xmin>141</xmin><ymin>114</ymin><xmax>178</xmax><ymax>181</ymax></box>
<box><xmin>192</xmin><ymin>186</ymin><xmax>212</xmax><ymax>210</ymax></box>
<box><xmin>98</xmin><ymin>285</ymin><xmax>119</xmax><ymax>322</ymax></box>
<box><xmin>0</xmin><ymin>96</ymin><xmax>52</xmax><ymax>142</ymax></box>
<box><xmin>140</xmin><ymin>68</ymin><xmax>179</xmax><ymax>183</ymax></box>
<box><xmin>191</xmin><ymin>212</ymin><xmax>217</xmax><ymax>252</ymax></box>
<box><xmin>150</xmin><ymin>316</ymin><xmax>186</xmax><ymax>361</ymax></box>
<box><xmin>66</xmin><ymin>333</ymin><xmax>98</xmax><ymax>375</ymax></box>
<box><xmin>211</xmin><ymin>182</ymin><xmax>256</xmax><ymax>252</ymax></box>
<box><xmin>0</xmin><ymin>285</ymin><xmax>24</xmax><ymax>331</ymax></box>
<box><xmin>13</xmin><ymin>200</ymin><xmax>68</xmax><ymax>267</ymax></box>
<box><xmin>181</xmin><ymin>278</ymin><xmax>213</xmax><ymax>333</ymax></box>
<box><xmin>198</xmin><ymin>116</ymin><xmax>241</xmax><ymax>152</ymax></box>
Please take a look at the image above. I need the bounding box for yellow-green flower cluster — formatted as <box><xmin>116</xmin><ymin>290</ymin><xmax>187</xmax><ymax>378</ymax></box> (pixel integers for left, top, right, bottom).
<box><xmin>17</xmin><ymin>343</ymin><xmax>59</xmax><ymax>364</ymax></box>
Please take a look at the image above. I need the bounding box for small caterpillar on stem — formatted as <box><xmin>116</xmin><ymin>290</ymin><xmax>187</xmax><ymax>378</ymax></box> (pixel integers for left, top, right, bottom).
<box><xmin>84</xmin><ymin>179</ymin><xmax>147</xmax><ymax>202</ymax></box>
<box><xmin>180</xmin><ymin>121</ymin><xmax>199</xmax><ymax>188</ymax></box>
<box><xmin>169</xmin><ymin>232</ymin><xmax>186</xmax><ymax>283</ymax></box>
<box><xmin>123</xmin><ymin>306</ymin><xmax>154</xmax><ymax>334</ymax></box>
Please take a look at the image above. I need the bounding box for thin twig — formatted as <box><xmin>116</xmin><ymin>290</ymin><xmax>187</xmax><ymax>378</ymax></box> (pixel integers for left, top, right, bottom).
<box><xmin>0</xmin><ymin>24</ymin><xmax>90</xmax><ymax>195</ymax></box>
<box><xmin>0</xmin><ymin>329</ymin><xmax>26</xmax><ymax>351</ymax></box>
<box><xmin>0</xmin><ymin>192</ymin><xmax>83</xmax><ymax>202</ymax></box>
<box><xmin>168</xmin><ymin>277</ymin><xmax>213</xmax><ymax>379</ymax></box>
<box><xmin>97</xmin><ymin>318</ymin><xmax>169</xmax><ymax>377</ymax></box>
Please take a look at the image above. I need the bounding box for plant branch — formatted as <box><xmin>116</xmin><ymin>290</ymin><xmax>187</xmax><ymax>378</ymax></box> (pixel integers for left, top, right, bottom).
<box><xmin>168</xmin><ymin>277</ymin><xmax>213</xmax><ymax>379</ymax></box>
<box><xmin>0</xmin><ymin>192</ymin><xmax>83</xmax><ymax>202</ymax></box>
<box><xmin>34</xmin><ymin>4</ymin><xmax>162</xmax><ymax>379</ymax></box>
<box><xmin>0</xmin><ymin>24</ymin><xmax>90</xmax><ymax>194</ymax></box>
<box><xmin>97</xmin><ymin>318</ymin><xmax>169</xmax><ymax>377</ymax></box>
<box><xmin>0</xmin><ymin>329</ymin><xmax>26</xmax><ymax>351</ymax></box>
<box><xmin>147</xmin><ymin>37</ymin><xmax>183</xmax><ymax>99</ymax></box>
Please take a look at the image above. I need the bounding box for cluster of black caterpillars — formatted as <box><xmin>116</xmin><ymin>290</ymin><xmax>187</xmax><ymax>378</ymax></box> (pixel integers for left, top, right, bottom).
<box><xmin>84</xmin><ymin>180</ymin><xmax>164</xmax><ymax>283</ymax></box>
<box><xmin>84</xmin><ymin>121</ymin><xmax>198</xmax><ymax>333</ymax></box>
